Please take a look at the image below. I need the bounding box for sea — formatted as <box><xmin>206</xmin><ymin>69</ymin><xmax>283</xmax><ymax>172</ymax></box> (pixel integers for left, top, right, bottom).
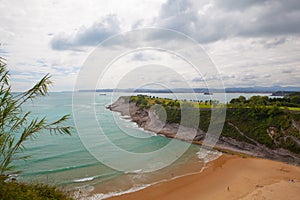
<box><xmin>14</xmin><ymin>92</ymin><xmax>272</xmax><ymax>199</ymax></box>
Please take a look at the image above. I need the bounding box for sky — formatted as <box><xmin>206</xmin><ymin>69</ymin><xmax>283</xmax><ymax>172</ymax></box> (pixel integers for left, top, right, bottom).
<box><xmin>0</xmin><ymin>0</ymin><xmax>300</xmax><ymax>91</ymax></box>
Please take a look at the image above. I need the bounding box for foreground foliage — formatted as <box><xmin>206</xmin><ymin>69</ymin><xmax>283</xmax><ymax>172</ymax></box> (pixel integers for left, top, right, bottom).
<box><xmin>0</xmin><ymin>57</ymin><xmax>74</xmax><ymax>199</ymax></box>
<box><xmin>0</xmin><ymin>177</ymin><xmax>73</xmax><ymax>200</ymax></box>
<box><xmin>0</xmin><ymin>57</ymin><xmax>71</xmax><ymax>175</ymax></box>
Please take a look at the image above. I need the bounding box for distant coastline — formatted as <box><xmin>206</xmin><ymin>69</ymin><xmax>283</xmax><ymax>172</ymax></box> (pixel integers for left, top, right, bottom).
<box><xmin>77</xmin><ymin>86</ymin><xmax>300</xmax><ymax>94</ymax></box>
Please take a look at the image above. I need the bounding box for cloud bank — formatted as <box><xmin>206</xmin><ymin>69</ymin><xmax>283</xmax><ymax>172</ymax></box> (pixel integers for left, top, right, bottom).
<box><xmin>50</xmin><ymin>0</ymin><xmax>300</xmax><ymax>49</ymax></box>
<box><xmin>51</xmin><ymin>15</ymin><xmax>121</xmax><ymax>50</ymax></box>
<box><xmin>1</xmin><ymin>0</ymin><xmax>299</xmax><ymax>91</ymax></box>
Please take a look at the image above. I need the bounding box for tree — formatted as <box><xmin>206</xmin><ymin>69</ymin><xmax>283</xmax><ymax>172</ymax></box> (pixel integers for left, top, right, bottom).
<box><xmin>291</xmin><ymin>96</ymin><xmax>300</xmax><ymax>105</ymax></box>
<box><xmin>0</xmin><ymin>57</ymin><xmax>71</xmax><ymax>176</ymax></box>
<box><xmin>230</xmin><ymin>96</ymin><xmax>246</xmax><ymax>105</ymax></box>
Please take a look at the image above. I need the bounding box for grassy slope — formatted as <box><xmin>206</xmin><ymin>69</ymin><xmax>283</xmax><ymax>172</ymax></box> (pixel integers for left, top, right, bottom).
<box><xmin>129</xmin><ymin>95</ymin><xmax>300</xmax><ymax>154</ymax></box>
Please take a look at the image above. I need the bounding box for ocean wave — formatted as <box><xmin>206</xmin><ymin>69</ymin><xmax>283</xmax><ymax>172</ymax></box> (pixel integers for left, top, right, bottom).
<box><xmin>24</xmin><ymin>149</ymin><xmax>87</xmax><ymax>164</ymax></box>
<box><xmin>22</xmin><ymin>163</ymin><xmax>98</xmax><ymax>176</ymax></box>
<box><xmin>86</xmin><ymin>184</ymin><xmax>152</xmax><ymax>200</ymax></box>
<box><xmin>124</xmin><ymin>169</ymin><xmax>144</xmax><ymax>174</ymax></box>
<box><xmin>196</xmin><ymin>148</ymin><xmax>222</xmax><ymax>163</ymax></box>
<box><xmin>59</xmin><ymin>171</ymin><xmax>123</xmax><ymax>186</ymax></box>
<box><xmin>72</xmin><ymin>171</ymin><xmax>122</xmax><ymax>184</ymax></box>
<box><xmin>26</xmin><ymin>144</ymin><xmax>56</xmax><ymax>151</ymax></box>
<box><xmin>120</xmin><ymin>115</ymin><xmax>131</xmax><ymax>120</ymax></box>
<box><xmin>87</xmin><ymin>166</ymin><xmax>210</xmax><ymax>200</ymax></box>
<box><xmin>92</xmin><ymin>102</ymin><xmax>106</xmax><ymax>106</ymax></box>
<box><xmin>73</xmin><ymin>176</ymin><xmax>95</xmax><ymax>183</ymax></box>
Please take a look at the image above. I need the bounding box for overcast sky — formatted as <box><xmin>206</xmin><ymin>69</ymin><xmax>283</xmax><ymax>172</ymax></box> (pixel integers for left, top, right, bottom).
<box><xmin>1</xmin><ymin>0</ymin><xmax>300</xmax><ymax>91</ymax></box>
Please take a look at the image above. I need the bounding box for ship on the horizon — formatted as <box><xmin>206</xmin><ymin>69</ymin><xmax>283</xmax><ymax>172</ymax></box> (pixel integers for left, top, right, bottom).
<box><xmin>204</xmin><ymin>92</ymin><xmax>213</xmax><ymax>95</ymax></box>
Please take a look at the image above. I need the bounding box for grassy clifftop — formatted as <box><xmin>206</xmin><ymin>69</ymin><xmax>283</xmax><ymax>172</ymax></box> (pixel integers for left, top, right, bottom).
<box><xmin>128</xmin><ymin>94</ymin><xmax>300</xmax><ymax>155</ymax></box>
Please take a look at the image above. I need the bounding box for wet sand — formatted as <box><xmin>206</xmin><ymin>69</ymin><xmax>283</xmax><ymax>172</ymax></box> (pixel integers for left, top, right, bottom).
<box><xmin>107</xmin><ymin>154</ymin><xmax>300</xmax><ymax>200</ymax></box>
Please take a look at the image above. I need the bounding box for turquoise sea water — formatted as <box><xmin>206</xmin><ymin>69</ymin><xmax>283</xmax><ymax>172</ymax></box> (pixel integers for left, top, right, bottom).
<box><xmin>14</xmin><ymin>92</ymin><xmax>271</xmax><ymax>199</ymax></box>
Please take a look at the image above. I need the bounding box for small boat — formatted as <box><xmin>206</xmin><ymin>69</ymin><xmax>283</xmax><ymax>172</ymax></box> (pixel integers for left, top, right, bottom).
<box><xmin>99</xmin><ymin>93</ymin><xmax>107</xmax><ymax>96</ymax></box>
<box><xmin>204</xmin><ymin>92</ymin><xmax>213</xmax><ymax>95</ymax></box>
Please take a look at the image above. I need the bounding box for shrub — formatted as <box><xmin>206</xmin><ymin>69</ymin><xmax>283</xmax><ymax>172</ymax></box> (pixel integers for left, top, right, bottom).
<box><xmin>0</xmin><ymin>178</ymin><xmax>73</xmax><ymax>200</ymax></box>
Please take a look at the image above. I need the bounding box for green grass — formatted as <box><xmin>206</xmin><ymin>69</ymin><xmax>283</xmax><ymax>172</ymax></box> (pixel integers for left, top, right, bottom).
<box><xmin>285</xmin><ymin>107</ymin><xmax>300</xmax><ymax>111</ymax></box>
<box><xmin>129</xmin><ymin>95</ymin><xmax>220</xmax><ymax>109</ymax></box>
<box><xmin>193</xmin><ymin>103</ymin><xmax>213</xmax><ymax>109</ymax></box>
<box><xmin>228</xmin><ymin>105</ymin><xmax>300</xmax><ymax>112</ymax></box>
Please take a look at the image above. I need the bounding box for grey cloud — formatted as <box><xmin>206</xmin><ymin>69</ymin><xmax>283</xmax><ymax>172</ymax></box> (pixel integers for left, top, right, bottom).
<box><xmin>153</xmin><ymin>0</ymin><xmax>300</xmax><ymax>44</ymax></box>
<box><xmin>169</xmin><ymin>78</ymin><xmax>182</xmax><ymax>83</ymax></box>
<box><xmin>0</xmin><ymin>49</ymin><xmax>9</xmax><ymax>54</ymax></box>
<box><xmin>192</xmin><ymin>77</ymin><xmax>205</xmax><ymax>82</ymax></box>
<box><xmin>237</xmin><ymin>1</ymin><xmax>300</xmax><ymax>37</ymax></box>
<box><xmin>131</xmin><ymin>52</ymin><xmax>155</xmax><ymax>61</ymax></box>
<box><xmin>221</xmin><ymin>74</ymin><xmax>235</xmax><ymax>80</ymax></box>
<box><xmin>214</xmin><ymin>0</ymin><xmax>269</xmax><ymax>11</ymax></box>
<box><xmin>0</xmin><ymin>42</ymin><xmax>9</xmax><ymax>54</ymax></box>
<box><xmin>36</xmin><ymin>58</ymin><xmax>46</xmax><ymax>64</ymax></box>
<box><xmin>240</xmin><ymin>74</ymin><xmax>258</xmax><ymax>81</ymax></box>
<box><xmin>259</xmin><ymin>37</ymin><xmax>286</xmax><ymax>48</ymax></box>
<box><xmin>192</xmin><ymin>74</ymin><xmax>234</xmax><ymax>82</ymax></box>
<box><xmin>263</xmin><ymin>74</ymin><xmax>271</xmax><ymax>78</ymax></box>
<box><xmin>49</xmin><ymin>0</ymin><xmax>300</xmax><ymax>50</ymax></box>
<box><xmin>154</xmin><ymin>0</ymin><xmax>235</xmax><ymax>43</ymax></box>
<box><xmin>51</xmin><ymin>15</ymin><xmax>121</xmax><ymax>50</ymax></box>
<box><xmin>282</xmin><ymin>69</ymin><xmax>293</xmax><ymax>74</ymax></box>
<box><xmin>131</xmin><ymin>19</ymin><xmax>145</xmax><ymax>30</ymax></box>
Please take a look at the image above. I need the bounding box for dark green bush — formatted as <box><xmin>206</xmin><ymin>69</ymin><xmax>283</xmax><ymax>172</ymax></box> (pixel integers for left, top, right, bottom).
<box><xmin>0</xmin><ymin>179</ymin><xmax>73</xmax><ymax>200</ymax></box>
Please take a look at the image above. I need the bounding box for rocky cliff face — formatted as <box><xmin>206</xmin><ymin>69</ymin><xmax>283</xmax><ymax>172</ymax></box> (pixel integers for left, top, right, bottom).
<box><xmin>108</xmin><ymin>96</ymin><xmax>300</xmax><ymax>164</ymax></box>
<box><xmin>107</xmin><ymin>97</ymin><xmax>206</xmax><ymax>141</ymax></box>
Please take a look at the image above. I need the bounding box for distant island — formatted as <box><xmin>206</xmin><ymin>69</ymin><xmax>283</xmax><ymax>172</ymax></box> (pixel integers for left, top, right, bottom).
<box><xmin>108</xmin><ymin>93</ymin><xmax>300</xmax><ymax>164</ymax></box>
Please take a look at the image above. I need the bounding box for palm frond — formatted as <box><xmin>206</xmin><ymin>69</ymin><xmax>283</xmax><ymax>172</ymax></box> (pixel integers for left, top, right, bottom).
<box><xmin>0</xmin><ymin>58</ymin><xmax>72</xmax><ymax>175</ymax></box>
<box><xmin>16</xmin><ymin>74</ymin><xmax>53</xmax><ymax>108</ymax></box>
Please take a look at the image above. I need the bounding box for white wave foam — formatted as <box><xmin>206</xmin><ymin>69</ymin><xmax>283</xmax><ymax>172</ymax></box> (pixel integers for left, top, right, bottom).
<box><xmin>124</xmin><ymin>169</ymin><xmax>144</xmax><ymax>174</ymax></box>
<box><xmin>118</xmin><ymin>114</ymin><xmax>158</xmax><ymax>136</ymax></box>
<box><xmin>120</xmin><ymin>115</ymin><xmax>131</xmax><ymax>119</ymax></box>
<box><xmin>142</xmin><ymin>129</ymin><xmax>157</xmax><ymax>136</ymax></box>
<box><xmin>86</xmin><ymin>162</ymin><xmax>211</xmax><ymax>200</ymax></box>
<box><xmin>196</xmin><ymin>148</ymin><xmax>222</xmax><ymax>163</ymax></box>
<box><xmin>86</xmin><ymin>184</ymin><xmax>152</xmax><ymax>200</ymax></box>
<box><xmin>73</xmin><ymin>176</ymin><xmax>95</xmax><ymax>183</ymax></box>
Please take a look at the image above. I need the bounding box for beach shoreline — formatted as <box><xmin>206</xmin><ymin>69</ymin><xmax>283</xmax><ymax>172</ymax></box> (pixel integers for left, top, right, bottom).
<box><xmin>98</xmin><ymin>96</ymin><xmax>300</xmax><ymax>199</ymax></box>
<box><xmin>106</xmin><ymin>154</ymin><xmax>300</xmax><ymax>200</ymax></box>
<box><xmin>86</xmin><ymin>145</ymin><xmax>219</xmax><ymax>199</ymax></box>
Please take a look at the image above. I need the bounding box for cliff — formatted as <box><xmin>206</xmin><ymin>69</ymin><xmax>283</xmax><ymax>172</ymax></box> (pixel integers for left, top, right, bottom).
<box><xmin>107</xmin><ymin>96</ymin><xmax>300</xmax><ymax>164</ymax></box>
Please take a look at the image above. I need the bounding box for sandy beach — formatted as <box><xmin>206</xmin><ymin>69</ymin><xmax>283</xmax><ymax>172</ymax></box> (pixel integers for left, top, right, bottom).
<box><xmin>107</xmin><ymin>154</ymin><xmax>300</xmax><ymax>200</ymax></box>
